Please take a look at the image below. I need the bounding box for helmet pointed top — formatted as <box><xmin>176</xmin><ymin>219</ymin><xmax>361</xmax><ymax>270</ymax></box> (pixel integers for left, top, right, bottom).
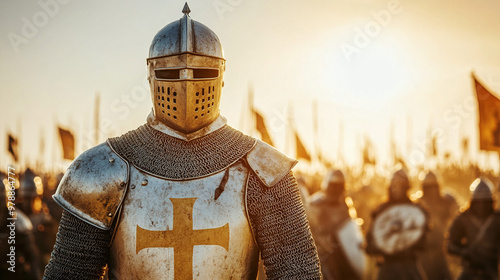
<box><xmin>182</xmin><ymin>2</ymin><xmax>191</xmax><ymax>15</ymax></box>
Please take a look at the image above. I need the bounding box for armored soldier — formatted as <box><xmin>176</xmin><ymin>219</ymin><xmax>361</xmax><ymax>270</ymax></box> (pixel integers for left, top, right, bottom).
<box><xmin>44</xmin><ymin>4</ymin><xmax>321</xmax><ymax>279</ymax></box>
<box><xmin>447</xmin><ymin>178</ymin><xmax>500</xmax><ymax>280</ymax></box>
<box><xmin>365</xmin><ymin>169</ymin><xmax>429</xmax><ymax>280</ymax></box>
<box><xmin>19</xmin><ymin>168</ymin><xmax>59</xmax><ymax>272</ymax></box>
<box><xmin>308</xmin><ymin>170</ymin><xmax>365</xmax><ymax>280</ymax></box>
<box><xmin>418</xmin><ymin>171</ymin><xmax>456</xmax><ymax>280</ymax></box>
<box><xmin>0</xmin><ymin>172</ymin><xmax>42</xmax><ymax>279</ymax></box>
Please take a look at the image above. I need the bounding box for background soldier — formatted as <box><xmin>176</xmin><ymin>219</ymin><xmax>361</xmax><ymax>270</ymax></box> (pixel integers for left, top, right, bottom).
<box><xmin>365</xmin><ymin>169</ymin><xmax>429</xmax><ymax>280</ymax></box>
<box><xmin>418</xmin><ymin>171</ymin><xmax>456</xmax><ymax>280</ymax></box>
<box><xmin>0</xmin><ymin>172</ymin><xmax>42</xmax><ymax>280</ymax></box>
<box><xmin>308</xmin><ymin>169</ymin><xmax>365</xmax><ymax>280</ymax></box>
<box><xmin>447</xmin><ymin>178</ymin><xmax>500</xmax><ymax>280</ymax></box>
<box><xmin>44</xmin><ymin>4</ymin><xmax>321</xmax><ymax>279</ymax></box>
<box><xmin>19</xmin><ymin>168</ymin><xmax>58</xmax><ymax>273</ymax></box>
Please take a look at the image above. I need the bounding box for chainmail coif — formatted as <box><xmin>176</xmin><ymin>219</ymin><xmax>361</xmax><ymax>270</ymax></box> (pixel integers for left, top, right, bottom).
<box><xmin>247</xmin><ymin>171</ymin><xmax>322</xmax><ymax>279</ymax></box>
<box><xmin>108</xmin><ymin>124</ymin><xmax>256</xmax><ymax>179</ymax></box>
<box><xmin>44</xmin><ymin>211</ymin><xmax>112</xmax><ymax>279</ymax></box>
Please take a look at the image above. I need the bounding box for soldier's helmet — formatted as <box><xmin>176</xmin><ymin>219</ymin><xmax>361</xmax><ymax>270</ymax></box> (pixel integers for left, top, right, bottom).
<box><xmin>470</xmin><ymin>177</ymin><xmax>494</xmax><ymax>201</ymax></box>
<box><xmin>148</xmin><ymin>3</ymin><xmax>225</xmax><ymax>133</ymax></box>
<box><xmin>389</xmin><ymin>169</ymin><xmax>410</xmax><ymax>200</ymax></box>
<box><xmin>322</xmin><ymin>169</ymin><xmax>345</xmax><ymax>200</ymax></box>
<box><xmin>422</xmin><ymin>171</ymin><xmax>440</xmax><ymax>198</ymax></box>
<box><xmin>20</xmin><ymin>168</ymin><xmax>37</xmax><ymax>200</ymax></box>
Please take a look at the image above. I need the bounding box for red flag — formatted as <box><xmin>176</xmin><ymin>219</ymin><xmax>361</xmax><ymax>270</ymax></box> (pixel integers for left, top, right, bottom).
<box><xmin>253</xmin><ymin>109</ymin><xmax>274</xmax><ymax>147</ymax></box>
<box><xmin>58</xmin><ymin>127</ymin><xmax>75</xmax><ymax>160</ymax></box>
<box><xmin>7</xmin><ymin>134</ymin><xmax>18</xmax><ymax>162</ymax></box>
<box><xmin>295</xmin><ymin>131</ymin><xmax>311</xmax><ymax>161</ymax></box>
<box><xmin>474</xmin><ymin>74</ymin><xmax>500</xmax><ymax>152</ymax></box>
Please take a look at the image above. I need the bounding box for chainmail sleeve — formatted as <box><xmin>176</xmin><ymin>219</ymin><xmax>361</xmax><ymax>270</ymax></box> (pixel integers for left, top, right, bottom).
<box><xmin>44</xmin><ymin>211</ymin><xmax>112</xmax><ymax>280</ymax></box>
<box><xmin>247</xmin><ymin>171</ymin><xmax>321</xmax><ymax>279</ymax></box>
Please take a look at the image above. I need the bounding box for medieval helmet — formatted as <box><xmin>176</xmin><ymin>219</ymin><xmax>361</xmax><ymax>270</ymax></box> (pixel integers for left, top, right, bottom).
<box><xmin>389</xmin><ymin>169</ymin><xmax>410</xmax><ymax>200</ymax></box>
<box><xmin>322</xmin><ymin>169</ymin><xmax>345</xmax><ymax>199</ymax></box>
<box><xmin>20</xmin><ymin>168</ymin><xmax>38</xmax><ymax>200</ymax></box>
<box><xmin>148</xmin><ymin>3</ymin><xmax>225</xmax><ymax>133</ymax></box>
<box><xmin>422</xmin><ymin>171</ymin><xmax>440</xmax><ymax>198</ymax></box>
<box><xmin>470</xmin><ymin>177</ymin><xmax>494</xmax><ymax>201</ymax></box>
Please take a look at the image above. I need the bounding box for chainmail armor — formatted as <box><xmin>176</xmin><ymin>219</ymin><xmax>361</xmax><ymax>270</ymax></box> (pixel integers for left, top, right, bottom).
<box><xmin>108</xmin><ymin>124</ymin><xmax>256</xmax><ymax>179</ymax></box>
<box><xmin>45</xmin><ymin>125</ymin><xmax>320</xmax><ymax>279</ymax></box>
<box><xmin>44</xmin><ymin>211</ymin><xmax>112</xmax><ymax>280</ymax></box>
<box><xmin>247</xmin><ymin>171</ymin><xmax>322</xmax><ymax>279</ymax></box>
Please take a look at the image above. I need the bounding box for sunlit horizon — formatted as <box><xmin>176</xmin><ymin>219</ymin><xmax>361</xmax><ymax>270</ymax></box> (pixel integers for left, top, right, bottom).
<box><xmin>1</xmin><ymin>0</ymin><xmax>500</xmax><ymax>173</ymax></box>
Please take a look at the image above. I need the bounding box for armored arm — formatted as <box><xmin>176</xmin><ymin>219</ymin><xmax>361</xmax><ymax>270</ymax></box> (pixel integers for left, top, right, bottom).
<box><xmin>246</xmin><ymin>141</ymin><xmax>321</xmax><ymax>279</ymax></box>
<box><xmin>44</xmin><ymin>211</ymin><xmax>112</xmax><ymax>280</ymax></box>
<box><xmin>44</xmin><ymin>142</ymin><xmax>129</xmax><ymax>279</ymax></box>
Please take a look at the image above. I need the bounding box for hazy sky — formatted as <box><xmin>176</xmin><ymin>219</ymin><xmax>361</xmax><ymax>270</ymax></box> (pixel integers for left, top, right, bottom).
<box><xmin>1</xmin><ymin>0</ymin><xmax>500</xmax><ymax>171</ymax></box>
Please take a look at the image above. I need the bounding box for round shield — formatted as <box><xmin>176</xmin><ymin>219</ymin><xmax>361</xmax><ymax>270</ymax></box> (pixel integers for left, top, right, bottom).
<box><xmin>337</xmin><ymin>219</ymin><xmax>367</xmax><ymax>278</ymax></box>
<box><xmin>372</xmin><ymin>203</ymin><xmax>427</xmax><ymax>255</ymax></box>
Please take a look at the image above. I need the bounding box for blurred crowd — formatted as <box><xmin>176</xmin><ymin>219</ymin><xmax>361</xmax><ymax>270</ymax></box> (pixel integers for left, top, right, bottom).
<box><xmin>1</xmin><ymin>168</ymin><xmax>62</xmax><ymax>279</ymax></box>
<box><xmin>1</xmin><ymin>164</ymin><xmax>500</xmax><ymax>280</ymax></box>
<box><xmin>298</xmin><ymin>165</ymin><xmax>500</xmax><ymax>280</ymax></box>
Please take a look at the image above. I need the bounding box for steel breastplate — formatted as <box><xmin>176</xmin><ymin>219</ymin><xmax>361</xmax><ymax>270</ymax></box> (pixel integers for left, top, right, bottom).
<box><xmin>109</xmin><ymin>161</ymin><xmax>259</xmax><ymax>279</ymax></box>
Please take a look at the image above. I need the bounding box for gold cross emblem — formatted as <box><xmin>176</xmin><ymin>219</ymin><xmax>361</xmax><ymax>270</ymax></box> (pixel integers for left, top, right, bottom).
<box><xmin>136</xmin><ymin>197</ymin><xmax>230</xmax><ymax>279</ymax></box>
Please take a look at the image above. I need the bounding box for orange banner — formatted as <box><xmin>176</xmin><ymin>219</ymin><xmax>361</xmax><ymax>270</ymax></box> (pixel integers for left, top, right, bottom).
<box><xmin>253</xmin><ymin>109</ymin><xmax>274</xmax><ymax>147</ymax></box>
<box><xmin>474</xmin><ymin>74</ymin><xmax>500</xmax><ymax>152</ymax></box>
<box><xmin>58</xmin><ymin>127</ymin><xmax>75</xmax><ymax>160</ymax></box>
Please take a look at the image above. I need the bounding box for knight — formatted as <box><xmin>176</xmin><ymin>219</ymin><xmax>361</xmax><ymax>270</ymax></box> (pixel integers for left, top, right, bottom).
<box><xmin>44</xmin><ymin>4</ymin><xmax>321</xmax><ymax>279</ymax></box>
<box><xmin>365</xmin><ymin>169</ymin><xmax>429</xmax><ymax>280</ymax></box>
<box><xmin>308</xmin><ymin>169</ymin><xmax>366</xmax><ymax>280</ymax></box>
<box><xmin>447</xmin><ymin>178</ymin><xmax>500</xmax><ymax>280</ymax></box>
<box><xmin>418</xmin><ymin>171</ymin><xmax>456</xmax><ymax>280</ymax></box>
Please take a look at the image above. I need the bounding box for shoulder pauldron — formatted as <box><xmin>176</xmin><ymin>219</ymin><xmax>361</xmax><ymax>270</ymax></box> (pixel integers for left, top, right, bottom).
<box><xmin>246</xmin><ymin>140</ymin><xmax>298</xmax><ymax>187</ymax></box>
<box><xmin>53</xmin><ymin>141</ymin><xmax>129</xmax><ymax>230</ymax></box>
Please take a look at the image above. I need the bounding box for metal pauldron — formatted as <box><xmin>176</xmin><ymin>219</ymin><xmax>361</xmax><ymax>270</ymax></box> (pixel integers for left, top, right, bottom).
<box><xmin>53</xmin><ymin>141</ymin><xmax>129</xmax><ymax>230</ymax></box>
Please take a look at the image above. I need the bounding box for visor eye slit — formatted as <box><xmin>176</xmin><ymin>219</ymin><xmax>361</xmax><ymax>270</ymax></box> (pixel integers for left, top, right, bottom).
<box><xmin>155</xmin><ymin>69</ymin><xmax>180</xmax><ymax>79</ymax></box>
<box><xmin>193</xmin><ymin>69</ymin><xmax>219</xmax><ymax>79</ymax></box>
